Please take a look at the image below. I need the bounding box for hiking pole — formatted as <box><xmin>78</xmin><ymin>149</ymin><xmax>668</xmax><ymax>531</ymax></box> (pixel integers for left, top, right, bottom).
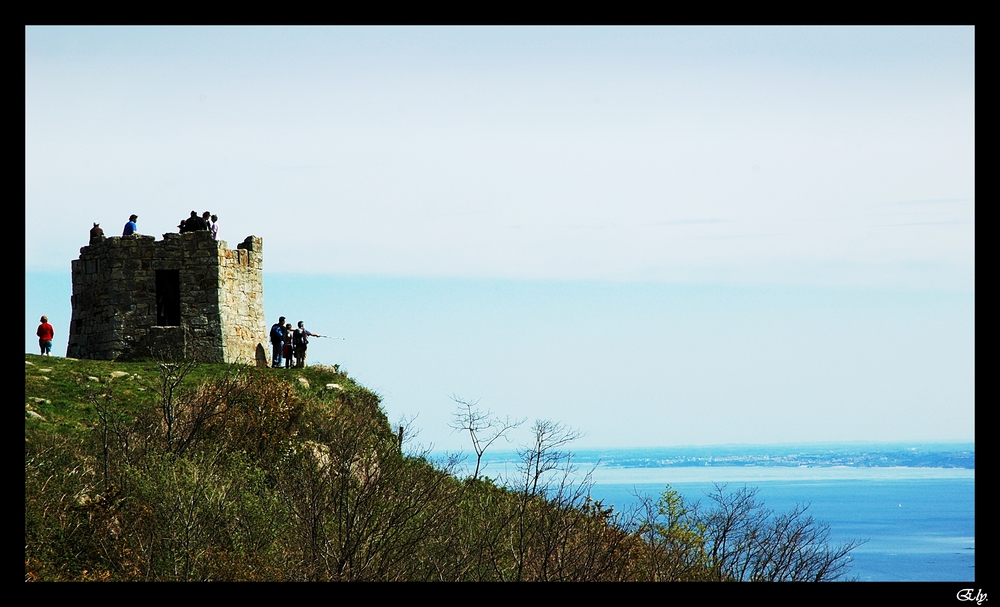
<box><xmin>316</xmin><ymin>336</ymin><xmax>346</xmax><ymax>340</ymax></box>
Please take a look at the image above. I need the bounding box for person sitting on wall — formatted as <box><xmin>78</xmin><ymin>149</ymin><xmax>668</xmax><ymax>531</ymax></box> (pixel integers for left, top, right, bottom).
<box><xmin>123</xmin><ymin>214</ymin><xmax>138</xmax><ymax>236</ymax></box>
<box><xmin>293</xmin><ymin>321</ymin><xmax>323</xmax><ymax>368</ymax></box>
<box><xmin>270</xmin><ymin>316</ymin><xmax>286</xmax><ymax>368</ymax></box>
<box><xmin>90</xmin><ymin>222</ymin><xmax>104</xmax><ymax>243</ymax></box>
<box><xmin>37</xmin><ymin>315</ymin><xmax>54</xmax><ymax>356</ymax></box>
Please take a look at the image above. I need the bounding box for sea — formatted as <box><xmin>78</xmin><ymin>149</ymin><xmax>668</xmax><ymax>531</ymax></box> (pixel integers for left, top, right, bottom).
<box><xmin>462</xmin><ymin>442</ymin><xmax>975</xmax><ymax>582</ymax></box>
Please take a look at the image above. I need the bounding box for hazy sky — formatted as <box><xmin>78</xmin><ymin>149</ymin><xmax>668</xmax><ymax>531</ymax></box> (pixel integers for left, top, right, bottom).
<box><xmin>25</xmin><ymin>27</ymin><xmax>974</xmax><ymax>449</ymax></box>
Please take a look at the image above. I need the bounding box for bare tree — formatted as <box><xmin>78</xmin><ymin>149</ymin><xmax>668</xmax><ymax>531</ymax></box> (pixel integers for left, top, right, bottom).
<box><xmin>155</xmin><ymin>360</ymin><xmax>200</xmax><ymax>451</ymax></box>
<box><xmin>508</xmin><ymin>419</ymin><xmax>590</xmax><ymax>581</ymax></box>
<box><xmin>701</xmin><ymin>483</ymin><xmax>865</xmax><ymax>582</ymax></box>
<box><xmin>394</xmin><ymin>413</ymin><xmax>422</xmax><ymax>453</ymax></box>
<box><xmin>449</xmin><ymin>396</ymin><xmax>525</xmax><ymax>480</ymax></box>
<box><xmin>516</xmin><ymin>419</ymin><xmax>584</xmax><ymax>498</ymax></box>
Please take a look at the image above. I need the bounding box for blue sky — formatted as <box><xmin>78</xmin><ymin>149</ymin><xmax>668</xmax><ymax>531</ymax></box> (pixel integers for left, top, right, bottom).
<box><xmin>25</xmin><ymin>27</ymin><xmax>974</xmax><ymax>449</ymax></box>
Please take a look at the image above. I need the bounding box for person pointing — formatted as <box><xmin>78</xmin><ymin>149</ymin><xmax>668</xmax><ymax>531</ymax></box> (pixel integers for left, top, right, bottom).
<box><xmin>293</xmin><ymin>321</ymin><xmax>323</xmax><ymax>368</ymax></box>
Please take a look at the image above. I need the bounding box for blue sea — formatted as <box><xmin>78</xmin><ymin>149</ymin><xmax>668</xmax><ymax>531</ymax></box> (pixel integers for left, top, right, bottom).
<box><xmin>467</xmin><ymin>443</ymin><xmax>975</xmax><ymax>582</ymax></box>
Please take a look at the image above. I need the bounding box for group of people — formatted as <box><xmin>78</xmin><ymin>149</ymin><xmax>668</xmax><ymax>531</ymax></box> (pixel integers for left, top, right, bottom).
<box><xmin>270</xmin><ymin>316</ymin><xmax>323</xmax><ymax>369</ymax></box>
<box><xmin>88</xmin><ymin>212</ymin><xmax>221</xmax><ymax>243</ymax></box>
<box><xmin>178</xmin><ymin>211</ymin><xmax>220</xmax><ymax>240</ymax></box>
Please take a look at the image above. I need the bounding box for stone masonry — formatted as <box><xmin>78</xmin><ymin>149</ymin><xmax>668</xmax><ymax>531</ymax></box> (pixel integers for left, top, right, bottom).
<box><xmin>67</xmin><ymin>230</ymin><xmax>269</xmax><ymax>365</ymax></box>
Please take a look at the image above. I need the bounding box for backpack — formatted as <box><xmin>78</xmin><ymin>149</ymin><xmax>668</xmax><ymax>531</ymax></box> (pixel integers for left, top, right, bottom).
<box><xmin>270</xmin><ymin>323</ymin><xmax>282</xmax><ymax>344</ymax></box>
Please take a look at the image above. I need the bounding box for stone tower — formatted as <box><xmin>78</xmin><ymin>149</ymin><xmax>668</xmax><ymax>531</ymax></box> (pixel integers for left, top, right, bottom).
<box><xmin>67</xmin><ymin>230</ymin><xmax>269</xmax><ymax>365</ymax></box>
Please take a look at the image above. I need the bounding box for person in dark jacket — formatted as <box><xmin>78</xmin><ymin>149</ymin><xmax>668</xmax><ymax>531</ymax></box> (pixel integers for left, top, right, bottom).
<box><xmin>282</xmin><ymin>323</ymin><xmax>295</xmax><ymax>368</ymax></box>
<box><xmin>270</xmin><ymin>316</ymin><xmax>286</xmax><ymax>368</ymax></box>
<box><xmin>184</xmin><ymin>211</ymin><xmax>206</xmax><ymax>232</ymax></box>
<box><xmin>293</xmin><ymin>321</ymin><xmax>323</xmax><ymax>368</ymax></box>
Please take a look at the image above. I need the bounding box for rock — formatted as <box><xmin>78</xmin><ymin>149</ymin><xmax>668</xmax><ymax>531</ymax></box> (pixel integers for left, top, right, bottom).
<box><xmin>26</xmin><ymin>410</ymin><xmax>46</xmax><ymax>421</ymax></box>
<box><xmin>326</xmin><ymin>383</ymin><xmax>343</xmax><ymax>391</ymax></box>
<box><xmin>110</xmin><ymin>371</ymin><xmax>129</xmax><ymax>379</ymax></box>
<box><xmin>297</xmin><ymin>377</ymin><xmax>310</xmax><ymax>389</ymax></box>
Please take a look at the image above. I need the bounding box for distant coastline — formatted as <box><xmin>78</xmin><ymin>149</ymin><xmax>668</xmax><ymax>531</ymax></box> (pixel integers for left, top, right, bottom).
<box><xmin>450</xmin><ymin>442</ymin><xmax>975</xmax><ymax>479</ymax></box>
<box><xmin>577</xmin><ymin>442</ymin><xmax>975</xmax><ymax>470</ymax></box>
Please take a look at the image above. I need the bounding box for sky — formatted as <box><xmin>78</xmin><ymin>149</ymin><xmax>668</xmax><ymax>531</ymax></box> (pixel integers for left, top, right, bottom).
<box><xmin>25</xmin><ymin>26</ymin><xmax>974</xmax><ymax>451</ymax></box>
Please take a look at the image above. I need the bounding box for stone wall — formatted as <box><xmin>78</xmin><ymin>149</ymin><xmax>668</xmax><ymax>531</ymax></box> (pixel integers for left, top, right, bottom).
<box><xmin>67</xmin><ymin>231</ymin><xmax>268</xmax><ymax>364</ymax></box>
<box><xmin>218</xmin><ymin>236</ymin><xmax>267</xmax><ymax>365</ymax></box>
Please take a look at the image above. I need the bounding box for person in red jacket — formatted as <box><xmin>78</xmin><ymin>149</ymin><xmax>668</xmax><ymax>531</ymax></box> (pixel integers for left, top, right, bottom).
<box><xmin>36</xmin><ymin>315</ymin><xmax>54</xmax><ymax>356</ymax></box>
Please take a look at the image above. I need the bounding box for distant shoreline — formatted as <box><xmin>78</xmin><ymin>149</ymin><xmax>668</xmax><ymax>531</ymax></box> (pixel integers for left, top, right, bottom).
<box><xmin>436</xmin><ymin>442</ymin><xmax>975</xmax><ymax>484</ymax></box>
<box><xmin>453</xmin><ymin>442</ymin><xmax>974</xmax><ymax>465</ymax></box>
<box><xmin>585</xmin><ymin>465</ymin><xmax>974</xmax><ymax>484</ymax></box>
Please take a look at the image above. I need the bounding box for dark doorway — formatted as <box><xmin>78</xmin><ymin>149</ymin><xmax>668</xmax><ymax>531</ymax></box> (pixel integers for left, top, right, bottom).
<box><xmin>156</xmin><ymin>270</ymin><xmax>181</xmax><ymax>326</ymax></box>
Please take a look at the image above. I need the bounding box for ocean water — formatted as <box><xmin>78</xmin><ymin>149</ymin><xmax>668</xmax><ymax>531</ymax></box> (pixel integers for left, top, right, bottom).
<box><xmin>470</xmin><ymin>445</ymin><xmax>975</xmax><ymax>582</ymax></box>
<box><xmin>586</xmin><ymin>474</ymin><xmax>975</xmax><ymax>582</ymax></box>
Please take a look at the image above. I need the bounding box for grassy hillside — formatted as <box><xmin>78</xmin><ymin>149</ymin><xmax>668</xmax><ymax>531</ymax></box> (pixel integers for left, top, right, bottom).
<box><xmin>25</xmin><ymin>354</ymin><xmax>859</xmax><ymax>582</ymax></box>
<box><xmin>25</xmin><ymin>355</ymin><xmax>376</xmax><ymax>436</ymax></box>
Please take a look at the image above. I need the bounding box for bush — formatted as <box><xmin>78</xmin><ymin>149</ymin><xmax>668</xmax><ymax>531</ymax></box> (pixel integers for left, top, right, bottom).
<box><xmin>26</xmin><ymin>358</ymin><xmax>862</xmax><ymax>581</ymax></box>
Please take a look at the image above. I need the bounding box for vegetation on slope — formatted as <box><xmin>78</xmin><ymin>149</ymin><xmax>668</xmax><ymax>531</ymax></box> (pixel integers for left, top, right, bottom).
<box><xmin>25</xmin><ymin>354</ymin><xmax>860</xmax><ymax>581</ymax></box>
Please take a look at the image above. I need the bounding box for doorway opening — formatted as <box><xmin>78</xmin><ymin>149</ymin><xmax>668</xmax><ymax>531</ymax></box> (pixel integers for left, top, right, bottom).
<box><xmin>156</xmin><ymin>270</ymin><xmax>181</xmax><ymax>326</ymax></box>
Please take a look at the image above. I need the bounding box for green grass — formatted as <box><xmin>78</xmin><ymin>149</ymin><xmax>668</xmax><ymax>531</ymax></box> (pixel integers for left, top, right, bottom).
<box><xmin>24</xmin><ymin>354</ymin><xmax>365</xmax><ymax>437</ymax></box>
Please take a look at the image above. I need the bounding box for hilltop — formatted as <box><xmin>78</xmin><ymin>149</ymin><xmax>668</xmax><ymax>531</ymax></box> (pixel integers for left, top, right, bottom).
<box><xmin>25</xmin><ymin>354</ymin><xmax>860</xmax><ymax>582</ymax></box>
<box><xmin>25</xmin><ymin>354</ymin><xmax>378</xmax><ymax>437</ymax></box>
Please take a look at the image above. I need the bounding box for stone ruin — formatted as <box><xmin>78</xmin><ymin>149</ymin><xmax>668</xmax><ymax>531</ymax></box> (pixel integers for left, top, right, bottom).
<box><xmin>67</xmin><ymin>230</ymin><xmax>269</xmax><ymax>365</ymax></box>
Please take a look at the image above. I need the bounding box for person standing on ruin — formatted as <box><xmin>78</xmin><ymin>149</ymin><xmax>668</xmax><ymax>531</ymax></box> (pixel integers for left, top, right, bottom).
<box><xmin>210</xmin><ymin>214</ymin><xmax>220</xmax><ymax>240</ymax></box>
<box><xmin>90</xmin><ymin>222</ymin><xmax>104</xmax><ymax>243</ymax></box>
<box><xmin>270</xmin><ymin>316</ymin><xmax>286</xmax><ymax>368</ymax></box>
<box><xmin>123</xmin><ymin>214</ymin><xmax>138</xmax><ymax>236</ymax></box>
<box><xmin>36</xmin><ymin>315</ymin><xmax>54</xmax><ymax>356</ymax></box>
<box><xmin>201</xmin><ymin>211</ymin><xmax>212</xmax><ymax>231</ymax></box>
<box><xmin>293</xmin><ymin>321</ymin><xmax>323</xmax><ymax>368</ymax></box>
